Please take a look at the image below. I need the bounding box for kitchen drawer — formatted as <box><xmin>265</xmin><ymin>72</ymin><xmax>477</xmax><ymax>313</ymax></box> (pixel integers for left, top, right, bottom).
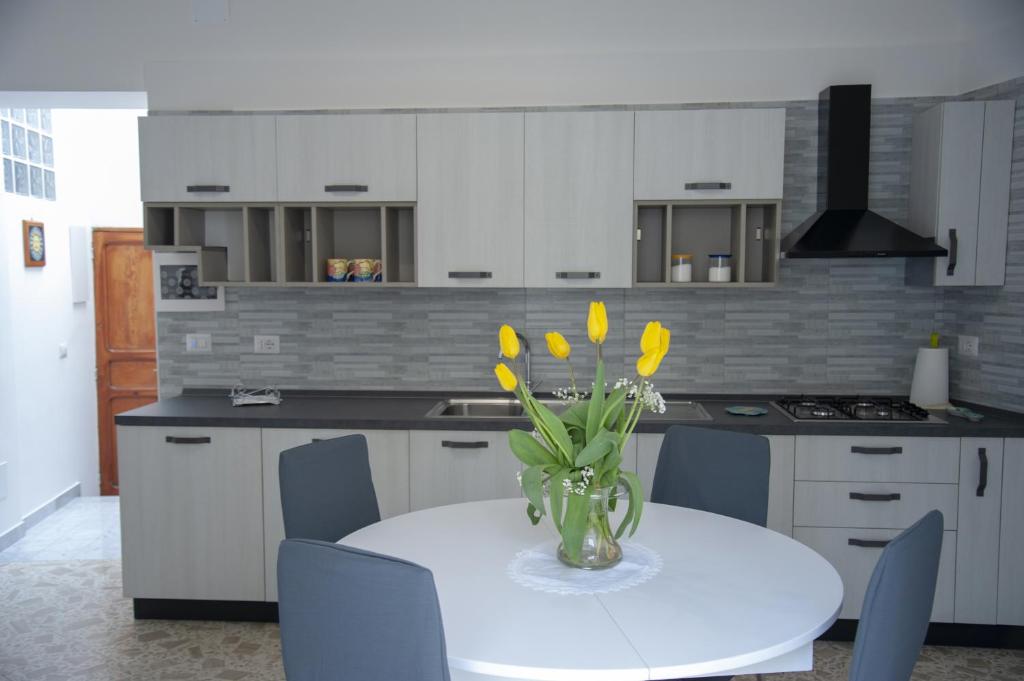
<box><xmin>409</xmin><ymin>431</ymin><xmax>523</xmax><ymax>511</ymax></box>
<box><xmin>795</xmin><ymin>436</ymin><xmax>959</xmax><ymax>483</ymax></box>
<box><xmin>794</xmin><ymin>481</ymin><xmax>958</xmax><ymax>530</ymax></box>
<box><xmin>794</xmin><ymin>527</ymin><xmax>955</xmax><ymax>621</ymax></box>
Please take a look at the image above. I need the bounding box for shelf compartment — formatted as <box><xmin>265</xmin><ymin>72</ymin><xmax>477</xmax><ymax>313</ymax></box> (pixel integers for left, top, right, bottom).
<box><xmin>144</xmin><ymin>206</ymin><xmax>175</xmax><ymax>248</ymax></box>
<box><xmin>385</xmin><ymin>206</ymin><xmax>416</xmax><ymax>284</ymax></box>
<box><xmin>176</xmin><ymin>207</ymin><xmax>246</xmax><ymax>282</ymax></box>
<box><xmin>635</xmin><ymin>205</ymin><xmax>667</xmax><ymax>284</ymax></box>
<box><xmin>671</xmin><ymin>204</ymin><xmax>742</xmax><ymax>284</ymax></box>
<box><xmin>282</xmin><ymin>207</ymin><xmax>314</xmax><ymax>283</ymax></box>
<box><xmin>744</xmin><ymin>203</ymin><xmax>779</xmax><ymax>284</ymax></box>
<box><xmin>245</xmin><ymin>207</ymin><xmax>277</xmax><ymax>283</ymax></box>
<box><xmin>313</xmin><ymin>207</ymin><xmax>383</xmax><ymax>283</ymax></box>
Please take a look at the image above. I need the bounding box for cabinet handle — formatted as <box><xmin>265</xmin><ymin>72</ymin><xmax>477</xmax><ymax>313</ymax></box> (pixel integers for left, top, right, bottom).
<box><xmin>976</xmin><ymin>447</ymin><xmax>988</xmax><ymax>497</ymax></box>
<box><xmin>324</xmin><ymin>184</ymin><xmax>369</xmax><ymax>193</ymax></box>
<box><xmin>946</xmin><ymin>228</ymin><xmax>958</xmax><ymax>276</ymax></box>
<box><xmin>448</xmin><ymin>271</ymin><xmax>493</xmax><ymax>279</ymax></box>
<box><xmin>848</xmin><ymin>538</ymin><xmax>890</xmax><ymax>548</ymax></box>
<box><xmin>850</xmin><ymin>446</ymin><xmax>902</xmax><ymax>455</ymax></box>
<box><xmin>555</xmin><ymin>271</ymin><xmax>601</xmax><ymax>280</ymax></box>
<box><xmin>849</xmin><ymin>492</ymin><xmax>901</xmax><ymax>502</ymax></box>
<box><xmin>441</xmin><ymin>440</ymin><xmax>489</xmax><ymax>449</ymax></box>
<box><xmin>165</xmin><ymin>436</ymin><xmax>211</xmax><ymax>445</ymax></box>
<box><xmin>684</xmin><ymin>182</ymin><xmax>732</xmax><ymax>190</ymax></box>
<box><xmin>186</xmin><ymin>185</ymin><xmax>230</xmax><ymax>193</ymax></box>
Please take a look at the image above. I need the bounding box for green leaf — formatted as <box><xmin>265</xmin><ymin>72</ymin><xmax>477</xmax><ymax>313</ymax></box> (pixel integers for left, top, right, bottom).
<box><xmin>615</xmin><ymin>471</ymin><xmax>644</xmax><ymax>538</ymax></box>
<box><xmin>507</xmin><ymin>429</ymin><xmax>558</xmax><ymax>467</ymax></box>
<box><xmin>526</xmin><ymin>502</ymin><xmax>542</xmax><ymax>526</ymax></box>
<box><xmin>574</xmin><ymin>429</ymin><xmax>616</xmax><ymax>468</ymax></box>
<box><xmin>520</xmin><ymin>465</ymin><xmax>547</xmax><ymax>519</ymax></box>
<box><xmin>597</xmin><ymin>443</ymin><xmax>622</xmax><ymax>480</ymax></box>
<box><xmin>560</xmin><ymin>401</ymin><xmax>588</xmax><ymax>430</ymax></box>
<box><xmin>549</xmin><ymin>468</ymin><xmax>571</xmax><ymax>533</ymax></box>
<box><xmin>585</xmin><ymin>360</ymin><xmax>606</xmax><ymax>442</ymax></box>
<box><xmin>560</xmin><ymin>490</ymin><xmax>591</xmax><ymax>563</ymax></box>
<box><xmin>528</xmin><ymin>396</ymin><xmax>574</xmax><ymax>463</ymax></box>
<box><xmin>601</xmin><ymin>387</ymin><xmax>626</xmax><ymax>430</ymax></box>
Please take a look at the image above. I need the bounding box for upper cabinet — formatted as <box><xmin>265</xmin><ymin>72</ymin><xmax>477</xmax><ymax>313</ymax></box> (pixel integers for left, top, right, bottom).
<box><xmin>416</xmin><ymin>113</ymin><xmax>525</xmax><ymax>287</ymax></box>
<box><xmin>634</xmin><ymin>109</ymin><xmax>785</xmax><ymax>201</ymax></box>
<box><xmin>139</xmin><ymin>115</ymin><xmax>278</xmax><ymax>202</ymax></box>
<box><xmin>906</xmin><ymin>100</ymin><xmax>1015</xmax><ymax>287</ymax></box>
<box><xmin>524</xmin><ymin>111</ymin><xmax>634</xmax><ymax>288</ymax></box>
<box><xmin>275</xmin><ymin>114</ymin><xmax>416</xmax><ymax>202</ymax></box>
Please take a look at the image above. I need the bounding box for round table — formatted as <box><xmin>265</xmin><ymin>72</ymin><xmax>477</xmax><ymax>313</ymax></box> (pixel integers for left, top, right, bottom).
<box><xmin>342</xmin><ymin>498</ymin><xmax>843</xmax><ymax>681</ymax></box>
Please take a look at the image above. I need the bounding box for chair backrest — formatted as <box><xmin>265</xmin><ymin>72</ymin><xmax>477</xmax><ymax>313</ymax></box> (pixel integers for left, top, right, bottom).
<box><xmin>279</xmin><ymin>435</ymin><xmax>381</xmax><ymax>542</ymax></box>
<box><xmin>651</xmin><ymin>424</ymin><xmax>770</xmax><ymax>526</ymax></box>
<box><xmin>849</xmin><ymin>510</ymin><xmax>944</xmax><ymax>681</ymax></box>
<box><xmin>278</xmin><ymin>539</ymin><xmax>450</xmax><ymax>681</ymax></box>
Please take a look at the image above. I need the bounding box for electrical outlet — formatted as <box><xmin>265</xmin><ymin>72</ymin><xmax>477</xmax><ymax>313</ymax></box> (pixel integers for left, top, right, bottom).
<box><xmin>254</xmin><ymin>335</ymin><xmax>280</xmax><ymax>354</ymax></box>
<box><xmin>185</xmin><ymin>333</ymin><xmax>212</xmax><ymax>353</ymax></box>
<box><xmin>958</xmin><ymin>335</ymin><xmax>980</xmax><ymax>358</ymax></box>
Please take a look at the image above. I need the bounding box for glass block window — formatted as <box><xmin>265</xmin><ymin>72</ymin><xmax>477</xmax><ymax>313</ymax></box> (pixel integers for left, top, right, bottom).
<box><xmin>1</xmin><ymin>108</ymin><xmax>54</xmax><ymax>200</ymax></box>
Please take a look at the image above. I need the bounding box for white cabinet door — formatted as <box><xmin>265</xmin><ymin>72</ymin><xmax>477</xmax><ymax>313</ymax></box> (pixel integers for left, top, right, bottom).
<box><xmin>409</xmin><ymin>431</ymin><xmax>523</xmax><ymax>511</ymax></box>
<box><xmin>416</xmin><ymin>113</ymin><xmax>525</xmax><ymax>287</ymax></box>
<box><xmin>999</xmin><ymin>439</ymin><xmax>1024</xmax><ymax>625</ymax></box>
<box><xmin>524</xmin><ymin>111</ymin><xmax>634</xmax><ymax>288</ymax></box>
<box><xmin>139</xmin><ymin>116</ymin><xmax>277</xmax><ymax>202</ymax></box>
<box><xmin>275</xmin><ymin>114</ymin><xmax>416</xmax><ymax>202</ymax></box>
<box><xmin>955</xmin><ymin>438</ymin><xmax>1003</xmax><ymax>624</ymax></box>
<box><xmin>118</xmin><ymin>426</ymin><xmax>265</xmax><ymax>601</ymax></box>
<box><xmin>260</xmin><ymin>428</ymin><xmax>410</xmax><ymax>602</ymax></box>
<box><xmin>634</xmin><ymin>109</ymin><xmax>785</xmax><ymax>200</ymax></box>
<box><xmin>635</xmin><ymin>432</ymin><xmax>795</xmax><ymax>537</ymax></box>
<box><xmin>932</xmin><ymin>103</ymin><xmax>984</xmax><ymax>286</ymax></box>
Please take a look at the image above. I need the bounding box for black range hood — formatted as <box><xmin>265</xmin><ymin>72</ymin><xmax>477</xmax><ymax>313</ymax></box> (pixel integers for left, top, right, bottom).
<box><xmin>781</xmin><ymin>84</ymin><xmax>947</xmax><ymax>258</ymax></box>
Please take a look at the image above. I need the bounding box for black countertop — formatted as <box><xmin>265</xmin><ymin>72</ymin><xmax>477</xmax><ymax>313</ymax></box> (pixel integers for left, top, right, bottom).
<box><xmin>115</xmin><ymin>389</ymin><xmax>1024</xmax><ymax>438</ymax></box>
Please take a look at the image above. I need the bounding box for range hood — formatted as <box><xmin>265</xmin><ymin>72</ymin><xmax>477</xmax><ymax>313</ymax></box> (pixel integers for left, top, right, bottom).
<box><xmin>781</xmin><ymin>85</ymin><xmax>947</xmax><ymax>258</ymax></box>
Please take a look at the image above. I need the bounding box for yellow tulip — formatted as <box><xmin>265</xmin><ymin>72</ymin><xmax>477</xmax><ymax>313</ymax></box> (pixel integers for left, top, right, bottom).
<box><xmin>587</xmin><ymin>301</ymin><xmax>608</xmax><ymax>344</ymax></box>
<box><xmin>545</xmin><ymin>332</ymin><xmax>571</xmax><ymax>360</ymax></box>
<box><xmin>498</xmin><ymin>324</ymin><xmax>520</xmax><ymax>359</ymax></box>
<box><xmin>640</xmin><ymin>321</ymin><xmax>662</xmax><ymax>354</ymax></box>
<box><xmin>494</xmin><ymin>363</ymin><xmax>518</xmax><ymax>391</ymax></box>
<box><xmin>657</xmin><ymin>327</ymin><xmax>671</xmax><ymax>358</ymax></box>
<box><xmin>636</xmin><ymin>350</ymin><xmax>663</xmax><ymax>377</ymax></box>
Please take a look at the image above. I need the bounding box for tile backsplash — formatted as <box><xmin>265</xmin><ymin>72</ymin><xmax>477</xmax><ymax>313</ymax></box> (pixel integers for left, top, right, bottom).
<box><xmin>157</xmin><ymin>78</ymin><xmax>1024</xmax><ymax>412</ymax></box>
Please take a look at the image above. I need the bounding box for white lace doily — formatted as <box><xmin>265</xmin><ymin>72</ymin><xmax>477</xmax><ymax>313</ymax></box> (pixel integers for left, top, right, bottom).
<box><xmin>506</xmin><ymin>540</ymin><xmax>663</xmax><ymax>595</ymax></box>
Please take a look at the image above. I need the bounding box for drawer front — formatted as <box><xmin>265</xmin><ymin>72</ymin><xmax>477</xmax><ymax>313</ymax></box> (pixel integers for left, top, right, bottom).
<box><xmin>794</xmin><ymin>527</ymin><xmax>956</xmax><ymax>621</ymax></box>
<box><xmin>794</xmin><ymin>481</ymin><xmax>958</xmax><ymax>530</ymax></box>
<box><xmin>409</xmin><ymin>431</ymin><xmax>523</xmax><ymax>511</ymax></box>
<box><xmin>795</xmin><ymin>436</ymin><xmax>959</xmax><ymax>483</ymax></box>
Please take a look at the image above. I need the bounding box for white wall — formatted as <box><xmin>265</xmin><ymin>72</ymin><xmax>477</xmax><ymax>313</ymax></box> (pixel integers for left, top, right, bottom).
<box><xmin>0</xmin><ymin>109</ymin><xmax>142</xmax><ymax>538</ymax></box>
<box><xmin>1</xmin><ymin>0</ymin><xmax>1022</xmax><ymax>110</ymax></box>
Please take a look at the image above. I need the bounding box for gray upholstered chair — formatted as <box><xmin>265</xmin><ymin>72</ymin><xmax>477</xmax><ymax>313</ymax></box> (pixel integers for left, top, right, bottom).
<box><xmin>848</xmin><ymin>509</ymin><xmax>944</xmax><ymax>681</ymax></box>
<box><xmin>279</xmin><ymin>434</ymin><xmax>380</xmax><ymax>542</ymax></box>
<box><xmin>277</xmin><ymin>538</ymin><xmax>450</xmax><ymax>681</ymax></box>
<box><xmin>651</xmin><ymin>424</ymin><xmax>771</xmax><ymax>527</ymax></box>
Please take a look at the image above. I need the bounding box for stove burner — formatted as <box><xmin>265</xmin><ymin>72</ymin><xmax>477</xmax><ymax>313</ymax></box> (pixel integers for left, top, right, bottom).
<box><xmin>811</xmin><ymin>407</ymin><xmax>835</xmax><ymax>417</ymax></box>
<box><xmin>774</xmin><ymin>396</ymin><xmax>933</xmax><ymax>422</ymax></box>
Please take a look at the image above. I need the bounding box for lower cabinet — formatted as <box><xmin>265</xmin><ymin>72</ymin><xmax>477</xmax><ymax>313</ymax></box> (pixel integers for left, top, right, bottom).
<box><xmin>999</xmin><ymin>438</ymin><xmax>1024</xmax><ymax>625</ymax></box>
<box><xmin>409</xmin><ymin>431</ymin><xmax>523</xmax><ymax>511</ymax></box>
<box><xmin>955</xmin><ymin>438</ymin><xmax>1003</xmax><ymax>624</ymax></box>
<box><xmin>118</xmin><ymin>426</ymin><xmax>266</xmax><ymax>601</ymax></box>
<box><xmin>634</xmin><ymin>433</ymin><xmax>795</xmax><ymax>537</ymax></box>
<box><xmin>261</xmin><ymin>428</ymin><xmax>410</xmax><ymax>602</ymax></box>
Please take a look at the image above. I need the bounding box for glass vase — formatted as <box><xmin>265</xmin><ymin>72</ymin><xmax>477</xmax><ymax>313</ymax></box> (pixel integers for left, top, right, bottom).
<box><xmin>557</xmin><ymin>486</ymin><xmax>622</xmax><ymax>570</ymax></box>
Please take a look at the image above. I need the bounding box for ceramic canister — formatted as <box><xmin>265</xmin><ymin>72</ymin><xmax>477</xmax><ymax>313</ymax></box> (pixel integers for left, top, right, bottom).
<box><xmin>326</xmin><ymin>258</ymin><xmax>350</xmax><ymax>282</ymax></box>
<box><xmin>348</xmin><ymin>258</ymin><xmax>383</xmax><ymax>283</ymax></box>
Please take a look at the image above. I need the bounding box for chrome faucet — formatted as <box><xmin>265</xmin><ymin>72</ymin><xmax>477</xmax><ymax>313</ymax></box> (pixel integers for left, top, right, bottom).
<box><xmin>498</xmin><ymin>331</ymin><xmax>532</xmax><ymax>392</ymax></box>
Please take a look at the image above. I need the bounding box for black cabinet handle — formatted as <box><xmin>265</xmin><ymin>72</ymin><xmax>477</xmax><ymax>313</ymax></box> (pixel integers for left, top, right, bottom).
<box><xmin>849</xmin><ymin>538</ymin><xmax>890</xmax><ymax>548</ymax></box>
<box><xmin>448</xmin><ymin>271</ymin><xmax>493</xmax><ymax>279</ymax></box>
<box><xmin>441</xmin><ymin>440</ymin><xmax>489</xmax><ymax>449</ymax></box>
<box><xmin>684</xmin><ymin>182</ymin><xmax>732</xmax><ymax>190</ymax></box>
<box><xmin>325</xmin><ymin>184</ymin><xmax>369</xmax><ymax>193</ymax></box>
<box><xmin>977</xmin><ymin>447</ymin><xmax>988</xmax><ymax>497</ymax></box>
<box><xmin>947</xmin><ymin>228</ymin><xmax>958</xmax><ymax>276</ymax></box>
<box><xmin>849</xmin><ymin>492</ymin><xmax>902</xmax><ymax>502</ymax></box>
<box><xmin>165</xmin><ymin>436</ymin><xmax>211</xmax><ymax>445</ymax></box>
<box><xmin>186</xmin><ymin>185</ymin><xmax>230</xmax><ymax>193</ymax></box>
<box><xmin>556</xmin><ymin>271</ymin><xmax>601</xmax><ymax>280</ymax></box>
<box><xmin>851</xmin><ymin>446</ymin><xmax>903</xmax><ymax>455</ymax></box>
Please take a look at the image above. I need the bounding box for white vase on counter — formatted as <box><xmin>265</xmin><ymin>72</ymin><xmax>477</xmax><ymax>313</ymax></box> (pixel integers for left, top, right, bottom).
<box><xmin>910</xmin><ymin>347</ymin><xmax>949</xmax><ymax>408</ymax></box>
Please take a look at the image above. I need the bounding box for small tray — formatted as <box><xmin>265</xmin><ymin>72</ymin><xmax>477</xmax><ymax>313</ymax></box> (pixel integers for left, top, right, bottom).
<box><xmin>725</xmin><ymin>406</ymin><xmax>768</xmax><ymax>417</ymax></box>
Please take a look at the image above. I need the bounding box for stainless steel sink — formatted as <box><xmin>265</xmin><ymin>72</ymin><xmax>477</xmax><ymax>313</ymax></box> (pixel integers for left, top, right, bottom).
<box><xmin>425</xmin><ymin>397</ymin><xmax>711</xmax><ymax>421</ymax></box>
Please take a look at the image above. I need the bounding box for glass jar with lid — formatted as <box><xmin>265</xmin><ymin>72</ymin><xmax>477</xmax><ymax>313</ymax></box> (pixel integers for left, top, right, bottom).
<box><xmin>671</xmin><ymin>253</ymin><xmax>693</xmax><ymax>283</ymax></box>
<box><xmin>708</xmin><ymin>254</ymin><xmax>732</xmax><ymax>283</ymax></box>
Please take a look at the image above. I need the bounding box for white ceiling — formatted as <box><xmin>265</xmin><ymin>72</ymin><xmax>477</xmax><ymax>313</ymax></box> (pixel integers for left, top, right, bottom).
<box><xmin>1</xmin><ymin>0</ymin><xmax>1022</xmax><ymax>109</ymax></box>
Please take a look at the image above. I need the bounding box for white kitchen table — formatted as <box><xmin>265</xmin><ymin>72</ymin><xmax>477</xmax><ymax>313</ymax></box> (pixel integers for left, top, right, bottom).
<box><xmin>342</xmin><ymin>498</ymin><xmax>843</xmax><ymax>681</ymax></box>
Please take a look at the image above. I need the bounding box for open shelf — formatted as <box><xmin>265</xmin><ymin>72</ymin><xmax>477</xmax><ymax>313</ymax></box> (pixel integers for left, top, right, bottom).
<box><xmin>633</xmin><ymin>200</ymin><xmax>780</xmax><ymax>287</ymax></box>
<box><xmin>245</xmin><ymin>207</ymin><xmax>277</xmax><ymax>283</ymax></box>
<box><xmin>175</xmin><ymin>207</ymin><xmax>246</xmax><ymax>283</ymax></box>
<box><xmin>282</xmin><ymin>207</ymin><xmax>314</xmax><ymax>283</ymax></box>
<box><xmin>314</xmin><ymin>207</ymin><xmax>382</xmax><ymax>283</ymax></box>
<box><xmin>385</xmin><ymin>206</ymin><xmax>416</xmax><ymax>284</ymax></box>
<box><xmin>144</xmin><ymin>206</ymin><xmax>175</xmax><ymax>249</ymax></box>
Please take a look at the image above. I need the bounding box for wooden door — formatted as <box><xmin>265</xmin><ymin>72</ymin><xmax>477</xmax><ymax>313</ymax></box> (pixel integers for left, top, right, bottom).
<box><xmin>93</xmin><ymin>228</ymin><xmax>157</xmax><ymax>495</ymax></box>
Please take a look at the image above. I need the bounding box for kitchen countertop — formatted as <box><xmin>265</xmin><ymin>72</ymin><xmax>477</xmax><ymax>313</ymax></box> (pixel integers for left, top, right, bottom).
<box><xmin>115</xmin><ymin>389</ymin><xmax>1024</xmax><ymax>438</ymax></box>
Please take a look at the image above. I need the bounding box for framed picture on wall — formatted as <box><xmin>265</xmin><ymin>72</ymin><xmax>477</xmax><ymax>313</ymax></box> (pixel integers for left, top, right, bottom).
<box><xmin>22</xmin><ymin>220</ymin><xmax>45</xmax><ymax>267</ymax></box>
<box><xmin>152</xmin><ymin>251</ymin><xmax>225</xmax><ymax>312</ymax></box>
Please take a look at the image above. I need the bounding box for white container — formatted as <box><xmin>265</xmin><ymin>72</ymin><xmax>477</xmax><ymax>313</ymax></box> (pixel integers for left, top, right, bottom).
<box><xmin>671</xmin><ymin>254</ymin><xmax>693</xmax><ymax>283</ymax></box>
<box><xmin>708</xmin><ymin>254</ymin><xmax>732</xmax><ymax>283</ymax></box>
<box><xmin>909</xmin><ymin>347</ymin><xmax>949</xmax><ymax>408</ymax></box>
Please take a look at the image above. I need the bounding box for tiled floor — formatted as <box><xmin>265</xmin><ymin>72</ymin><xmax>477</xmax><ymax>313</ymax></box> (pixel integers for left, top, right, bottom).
<box><xmin>0</xmin><ymin>496</ymin><xmax>120</xmax><ymax>563</ymax></box>
<box><xmin>1</xmin><ymin>499</ymin><xmax>1023</xmax><ymax>680</ymax></box>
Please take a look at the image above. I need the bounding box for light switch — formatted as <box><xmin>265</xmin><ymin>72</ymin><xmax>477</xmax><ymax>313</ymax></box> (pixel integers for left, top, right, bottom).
<box><xmin>58</xmin><ymin>343</ymin><xmax>68</xmax><ymax>359</ymax></box>
<box><xmin>254</xmin><ymin>335</ymin><xmax>280</xmax><ymax>354</ymax></box>
<box><xmin>186</xmin><ymin>333</ymin><xmax>212</xmax><ymax>353</ymax></box>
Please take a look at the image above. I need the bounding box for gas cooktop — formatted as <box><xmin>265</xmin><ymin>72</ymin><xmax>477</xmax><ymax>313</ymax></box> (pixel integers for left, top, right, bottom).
<box><xmin>771</xmin><ymin>396</ymin><xmax>945</xmax><ymax>423</ymax></box>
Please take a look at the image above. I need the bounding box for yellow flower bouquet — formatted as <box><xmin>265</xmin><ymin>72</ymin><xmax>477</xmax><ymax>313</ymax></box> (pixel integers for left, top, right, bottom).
<box><xmin>494</xmin><ymin>301</ymin><xmax>670</xmax><ymax>569</ymax></box>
